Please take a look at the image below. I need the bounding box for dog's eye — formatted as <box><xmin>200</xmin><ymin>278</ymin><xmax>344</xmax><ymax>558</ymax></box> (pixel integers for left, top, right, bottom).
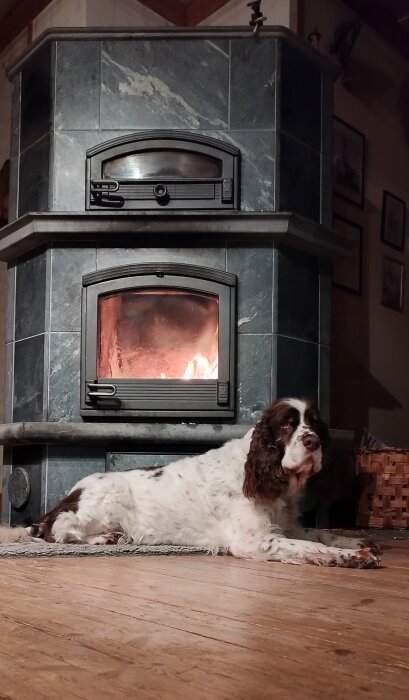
<box><xmin>281</xmin><ymin>418</ymin><xmax>295</xmax><ymax>430</ymax></box>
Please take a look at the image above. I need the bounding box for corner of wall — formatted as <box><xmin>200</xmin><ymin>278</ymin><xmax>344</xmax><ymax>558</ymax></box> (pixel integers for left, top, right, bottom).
<box><xmin>85</xmin><ymin>0</ymin><xmax>172</xmax><ymax>28</ymax></box>
<box><xmin>33</xmin><ymin>0</ymin><xmax>88</xmax><ymax>38</ymax></box>
<box><xmin>199</xmin><ymin>0</ymin><xmax>291</xmax><ymax>28</ymax></box>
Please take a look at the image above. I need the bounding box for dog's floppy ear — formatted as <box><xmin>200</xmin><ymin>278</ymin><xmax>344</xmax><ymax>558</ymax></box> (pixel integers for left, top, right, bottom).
<box><xmin>243</xmin><ymin>411</ymin><xmax>288</xmax><ymax>500</ymax></box>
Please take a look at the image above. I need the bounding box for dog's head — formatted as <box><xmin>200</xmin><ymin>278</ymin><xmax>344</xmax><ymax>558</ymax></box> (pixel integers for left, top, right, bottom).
<box><xmin>243</xmin><ymin>398</ymin><xmax>329</xmax><ymax>501</ymax></box>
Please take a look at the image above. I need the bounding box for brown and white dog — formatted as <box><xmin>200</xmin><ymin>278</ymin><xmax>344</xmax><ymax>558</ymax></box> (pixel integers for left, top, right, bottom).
<box><xmin>0</xmin><ymin>398</ymin><xmax>380</xmax><ymax>568</ymax></box>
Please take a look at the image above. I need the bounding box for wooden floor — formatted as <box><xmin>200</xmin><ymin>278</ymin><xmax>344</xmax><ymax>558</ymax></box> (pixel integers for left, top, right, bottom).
<box><xmin>0</xmin><ymin>541</ymin><xmax>408</xmax><ymax>699</ymax></box>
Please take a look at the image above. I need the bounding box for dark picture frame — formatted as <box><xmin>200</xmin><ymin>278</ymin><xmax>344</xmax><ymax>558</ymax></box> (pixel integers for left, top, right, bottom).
<box><xmin>381</xmin><ymin>190</ymin><xmax>406</xmax><ymax>252</ymax></box>
<box><xmin>333</xmin><ymin>117</ymin><xmax>365</xmax><ymax>208</ymax></box>
<box><xmin>333</xmin><ymin>215</ymin><xmax>362</xmax><ymax>294</ymax></box>
<box><xmin>381</xmin><ymin>256</ymin><xmax>404</xmax><ymax>312</ymax></box>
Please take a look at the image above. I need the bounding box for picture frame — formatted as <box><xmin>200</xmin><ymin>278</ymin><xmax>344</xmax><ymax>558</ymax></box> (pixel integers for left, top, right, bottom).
<box><xmin>333</xmin><ymin>216</ymin><xmax>362</xmax><ymax>295</ymax></box>
<box><xmin>333</xmin><ymin>117</ymin><xmax>365</xmax><ymax>208</ymax></box>
<box><xmin>381</xmin><ymin>256</ymin><xmax>404</xmax><ymax>312</ymax></box>
<box><xmin>380</xmin><ymin>190</ymin><xmax>406</xmax><ymax>252</ymax></box>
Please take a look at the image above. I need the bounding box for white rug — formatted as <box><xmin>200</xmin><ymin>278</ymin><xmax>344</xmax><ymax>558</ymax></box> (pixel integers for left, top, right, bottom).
<box><xmin>0</xmin><ymin>542</ymin><xmax>208</xmax><ymax>558</ymax></box>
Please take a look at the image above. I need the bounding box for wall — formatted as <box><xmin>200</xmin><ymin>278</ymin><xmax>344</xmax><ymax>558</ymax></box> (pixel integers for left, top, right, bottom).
<box><xmin>199</xmin><ymin>0</ymin><xmax>291</xmax><ymax>28</ymax></box>
<box><xmin>303</xmin><ymin>0</ymin><xmax>409</xmax><ymax>445</ymax></box>
<box><xmin>0</xmin><ymin>32</ymin><xmax>28</xmax><ymax>167</ymax></box>
<box><xmin>86</xmin><ymin>0</ymin><xmax>170</xmax><ymax>26</ymax></box>
<box><xmin>33</xmin><ymin>0</ymin><xmax>87</xmax><ymax>35</ymax></box>
<box><xmin>34</xmin><ymin>0</ymin><xmax>170</xmax><ymax>33</ymax></box>
<box><xmin>0</xmin><ymin>254</ymin><xmax>5</xmax><ymax>467</ymax></box>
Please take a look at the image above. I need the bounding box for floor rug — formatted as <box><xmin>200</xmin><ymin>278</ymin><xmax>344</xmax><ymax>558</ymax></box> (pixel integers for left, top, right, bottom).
<box><xmin>0</xmin><ymin>542</ymin><xmax>209</xmax><ymax>558</ymax></box>
<box><xmin>1</xmin><ymin>529</ymin><xmax>406</xmax><ymax>558</ymax></box>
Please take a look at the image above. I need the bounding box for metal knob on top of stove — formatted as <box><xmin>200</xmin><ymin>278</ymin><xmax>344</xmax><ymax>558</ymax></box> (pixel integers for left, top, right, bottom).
<box><xmin>153</xmin><ymin>183</ymin><xmax>170</xmax><ymax>205</ymax></box>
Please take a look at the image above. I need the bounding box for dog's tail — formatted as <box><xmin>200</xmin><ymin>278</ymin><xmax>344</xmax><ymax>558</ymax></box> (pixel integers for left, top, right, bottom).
<box><xmin>0</xmin><ymin>524</ymin><xmax>33</xmax><ymax>544</ymax></box>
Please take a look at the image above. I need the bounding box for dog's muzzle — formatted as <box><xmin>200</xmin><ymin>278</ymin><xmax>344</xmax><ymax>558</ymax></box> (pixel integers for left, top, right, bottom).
<box><xmin>301</xmin><ymin>432</ymin><xmax>321</xmax><ymax>453</ymax></box>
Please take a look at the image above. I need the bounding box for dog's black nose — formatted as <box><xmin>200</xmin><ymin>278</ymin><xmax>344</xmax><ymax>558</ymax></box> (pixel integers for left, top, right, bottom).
<box><xmin>301</xmin><ymin>433</ymin><xmax>320</xmax><ymax>452</ymax></box>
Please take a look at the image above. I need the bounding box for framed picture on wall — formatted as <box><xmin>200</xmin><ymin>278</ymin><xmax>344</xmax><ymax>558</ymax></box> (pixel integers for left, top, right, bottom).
<box><xmin>333</xmin><ymin>117</ymin><xmax>365</xmax><ymax>208</ymax></box>
<box><xmin>333</xmin><ymin>216</ymin><xmax>362</xmax><ymax>294</ymax></box>
<box><xmin>381</xmin><ymin>256</ymin><xmax>404</xmax><ymax>311</ymax></box>
<box><xmin>381</xmin><ymin>190</ymin><xmax>406</xmax><ymax>252</ymax></box>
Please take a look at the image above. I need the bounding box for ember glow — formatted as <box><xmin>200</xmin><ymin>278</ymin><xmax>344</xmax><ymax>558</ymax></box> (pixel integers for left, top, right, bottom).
<box><xmin>97</xmin><ymin>288</ymin><xmax>219</xmax><ymax>380</ymax></box>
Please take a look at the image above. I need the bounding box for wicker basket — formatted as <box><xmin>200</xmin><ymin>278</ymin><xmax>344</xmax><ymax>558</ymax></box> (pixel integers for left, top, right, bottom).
<box><xmin>356</xmin><ymin>448</ymin><xmax>409</xmax><ymax>529</ymax></box>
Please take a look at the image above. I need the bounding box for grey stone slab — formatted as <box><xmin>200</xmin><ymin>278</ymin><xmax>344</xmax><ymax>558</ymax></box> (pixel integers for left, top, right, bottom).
<box><xmin>6</xmin><ymin>265</ymin><xmax>16</xmax><ymax>343</ymax></box>
<box><xmin>55</xmin><ymin>41</ymin><xmax>100</xmax><ymax>130</ymax></box>
<box><xmin>8</xmin><ymin>157</ymin><xmax>19</xmax><ymax>222</ymax></box>
<box><xmin>276</xmin><ymin>246</ymin><xmax>319</xmax><ymax>342</ymax></box>
<box><xmin>19</xmin><ymin>135</ymin><xmax>50</xmax><ymax>217</ymax></box>
<box><xmin>319</xmin><ymin>344</ymin><xmax>330</xmax><ymax>423</ymax></box>
<box><xmin>271</xmin><ymin>245</ymin><xmax>279</xmax><ymax>335</ymax></box>
<box><xmin>15</xmin><ymin>252</ymin><xmax>47</xmax><ymax>341</ymax></box>
<box><xmin>52</xmin><ymin>130</ymin><xmax>132</xmax><ymax>211</ymax></box>
<box><xmin>20</xmin><ymin>43</ymin><xmax>51</xmax><ymax>153</ymax></box>
<box><xmin>50</xmin><ymin>248</ymin><xmax>97</xmax><ymax>331</ymax></box>
<box><xmin>319</xmin><ymin>261</ymin><xmax>332</xmax><ymax>346</ymax></box>
<box><xmin>107</xmin><ymin>452</ymin><xmax>196</xmax><ymax>472</ymax></box>
<box><xmin>276</xmin><ymin>336</ymin><xmax>318</xmax><ymax>400</ymax></box>
<box><xmin>279</xmin><ymin>41</ymin><xmax>321</xmax><ymax>149</ymax></box>
<box><xmin>10</xmin><ymin>446</ymin><xmax>44</xmax><ymax>526</ymax></box>
<box><xmin>238</xmin><ymin>334</ymin><xmax>272</xmax><ymax>423</ymax></box>
<box><xmin>46</xmin><ymin>446</ymin><xmax>105</xmax><ymax>511</ymax></box>
<box><xmin>13</xmin><ymin>334</ymin><xmax>45</xmax><ymax>422</ymax></box>
<box><xmin>203</xmin><ymin>130</ymin><xmax>275</xmax><ymax>211</ymax></box>
<box><xmin>101</xmin><ymin>39</ymin><xmax>229</xmax><ymax>130</ymax></box>
<box><xmin>10</xmin><ymin>74</ymin><xmax>21</xmax><ymax>162</ymax></box>
<box><xmin>226</xmin><ymin>246</ymin><xmax>273</xmax><ymax>333</ymax></box>
<box><xmin>96</xmin><ymin>246</ymin><xmax>226</xmax><ymax>270</ymax></box>
<box><xmin>230</xmin><ymin>38</ymin><xmax>276</xmax><ymax>129</ymax></box>
<box><xmin>4</xmin><ymin>342</ymin><xmax>14</xmax><ymax>423</ymax></box>
<box><xmin>53</xmin><ymin>127</ymin><xmax>275</xmax><ymax>213</ymax></box>
<box><xmin>278</xmin><ymin>133</ymin><xmax>320</xmax><ymax>222</ymax></box>
<box><xmin>1</xmin><ymin>448</ymin><xmax>12</xmax><ymax>524</ymax></box>
<box><xmin>320</xmin><ymin>74</ymin><xmax>333</xmax><ymax>228</ymax></box>
<box><xmin>48</xmin><ymin>332</ymin><xmax>81</xmax><ymax>422</ymax></box>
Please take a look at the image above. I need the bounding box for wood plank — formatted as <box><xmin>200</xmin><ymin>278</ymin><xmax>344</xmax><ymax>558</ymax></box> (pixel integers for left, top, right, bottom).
<box><xmin>1</xmin><ymin>599</ymin><xmax>405</xmax><ymax>700</ymax></box>
<box><xmin>0</xmin><ymin>541</ymin><xmax>408</xmax><ymax>699</ymax></box>
<box><xmin>1</xmin><ymin>580</ymin><xmax>408</xmax><ymax>679</ymax></box>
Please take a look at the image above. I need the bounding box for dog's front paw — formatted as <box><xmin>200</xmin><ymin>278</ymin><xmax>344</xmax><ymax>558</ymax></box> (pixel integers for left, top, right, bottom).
<box><xmin>331</xmin><ymin>535</ymin><xmax>382</xmax><ymax>556</ymax></box>
<box><xmin>357</xmin><ymin>538</ymin><xmax>382</xmax><ymax>556</ymax></box>
<box><xmin>339</xmin><ymin>548</ymin><xmax>381</xmax><ymax>569</ymax></box>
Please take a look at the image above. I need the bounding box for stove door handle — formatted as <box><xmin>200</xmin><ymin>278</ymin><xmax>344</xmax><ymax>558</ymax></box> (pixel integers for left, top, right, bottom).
<box><xmin>87</xmin><ymin>383</ymin><xmax>117</xmax><ymax>397</ymax></box>
<box><xmin>91</xmin><ymin>179</ymin><xmax>119</xmax><ymax>192</ymax></box>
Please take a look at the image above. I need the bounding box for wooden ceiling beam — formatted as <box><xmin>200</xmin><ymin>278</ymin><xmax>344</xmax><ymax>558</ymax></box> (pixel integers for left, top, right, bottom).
<box><xmin>0</xmin><ymin>0</ymin><xmax>54</xmax><ymax>54</ymax></box>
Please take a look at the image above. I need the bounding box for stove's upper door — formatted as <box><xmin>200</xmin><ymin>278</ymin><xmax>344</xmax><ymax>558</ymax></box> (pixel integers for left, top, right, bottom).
<box><xmin>86</xmin><ymin>130</ymin><xmax>240</xmax><ymax>211</ymax></box>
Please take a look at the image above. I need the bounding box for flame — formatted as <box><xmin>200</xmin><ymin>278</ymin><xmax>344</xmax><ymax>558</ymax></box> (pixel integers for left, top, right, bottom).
<box><xmin>183</xmin><ymin>353</ymin><xmax>218</xmax><ymax>380</ymax></box>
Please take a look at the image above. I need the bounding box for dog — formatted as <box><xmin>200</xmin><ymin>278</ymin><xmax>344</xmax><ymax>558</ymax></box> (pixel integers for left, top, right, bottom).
<box><xmin>0</xmin><ymin>398</ymin><xmax>380</xmax><ymax>568</ymax></box>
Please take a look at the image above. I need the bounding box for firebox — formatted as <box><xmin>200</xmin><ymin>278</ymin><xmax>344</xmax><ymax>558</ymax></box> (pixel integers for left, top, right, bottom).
<box><xmin>81</xmin><ymin>263</ymin><xmax>237</xmax><ymax>418</ymax></box>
